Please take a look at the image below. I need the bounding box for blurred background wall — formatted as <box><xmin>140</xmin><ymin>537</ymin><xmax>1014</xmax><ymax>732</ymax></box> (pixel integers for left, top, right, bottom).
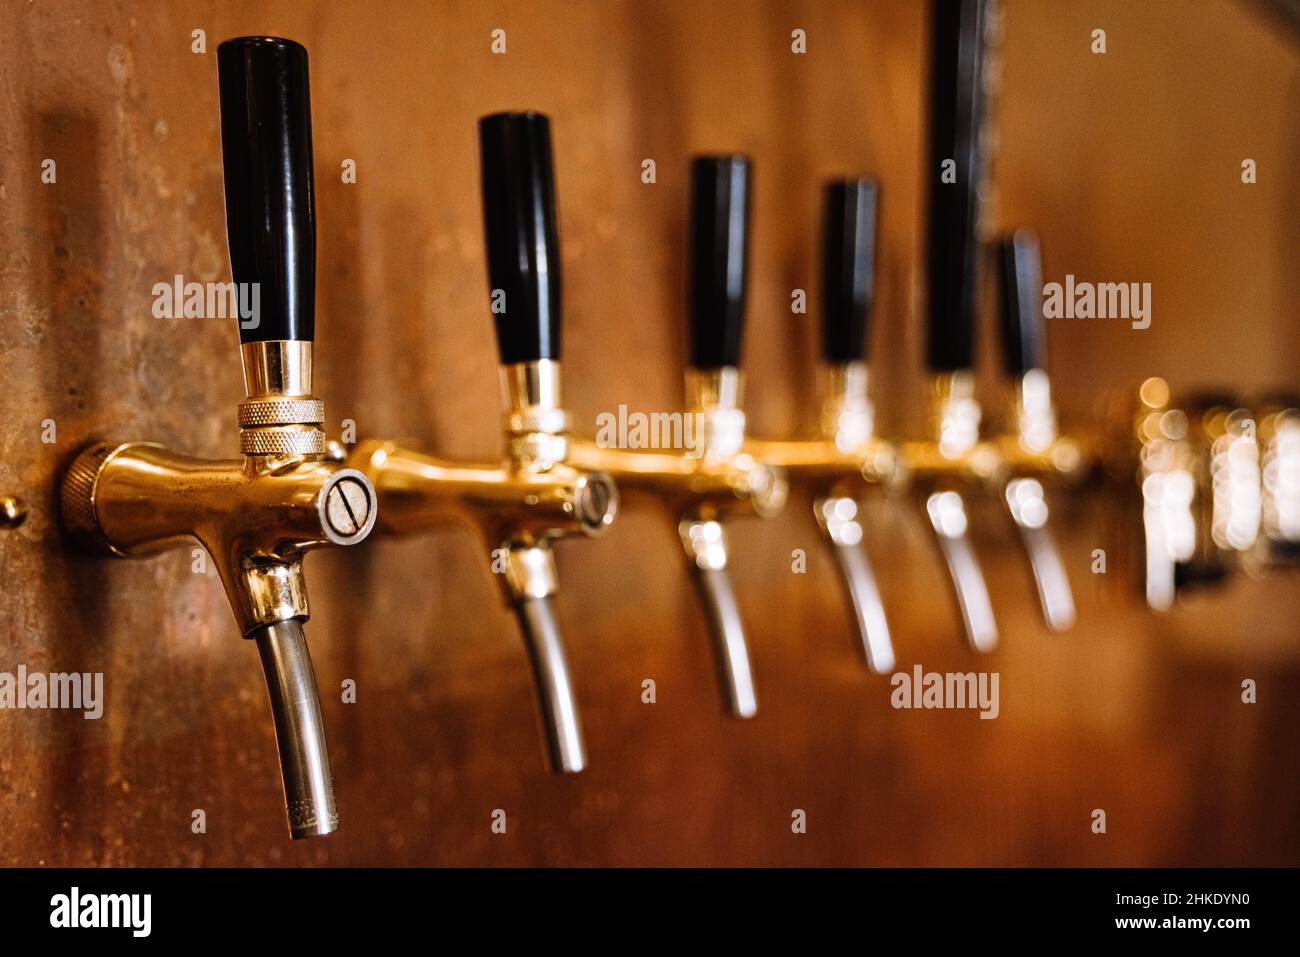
<box><xmin>0</xmin><ymin>0</ymin><xmax>1296</xmax><ymax>865</ymax></box>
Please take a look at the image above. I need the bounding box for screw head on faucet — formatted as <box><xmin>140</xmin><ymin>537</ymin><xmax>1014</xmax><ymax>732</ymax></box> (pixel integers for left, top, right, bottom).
<box><xmin>319</xmin><ymin>469</ymin><xmax>377</xmax><ymax>545</ymax></box>
<box><xmin>573</xmin><ymin>473</ymin><xmax>619</xmax><ymax>535</ymax></box>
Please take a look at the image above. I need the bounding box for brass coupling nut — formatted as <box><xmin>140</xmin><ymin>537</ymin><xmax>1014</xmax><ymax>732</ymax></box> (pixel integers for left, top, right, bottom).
<box><xmin>60</xmin><ymin>441</ymin><xmax>125</xmax><ymax>554</ymax></box>
<box><xmin>239</xmin><ymin>397</ymin><xmax>327</xmax><ymax>456</ymax></box>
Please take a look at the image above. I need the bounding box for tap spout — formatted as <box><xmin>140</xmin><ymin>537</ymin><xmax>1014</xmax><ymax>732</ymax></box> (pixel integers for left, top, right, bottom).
<box><xmin>513</xmin><ymin>593</ymin><xmax>587</xmax><ymax>774</ymax></box>
<box><xmin>681</xmin><ymin>518</ymin><xmax>758</xmax><ymax>718</ymax></box>
<box><xmin>816</xmin><ymin>496</ymin><xmax>895</xmax><ymax>673</ymax></box>
<box><xmin>503</xmin><ymin>544</ymin><xmax>588</xmax><ymax>773</ymax></box>
<box><xmin>252</xmin><ymin>619</ymin><xmax>338</xmax><ymax>839</ymax></box>
<box><xmin>925</xmin><ymin>491</ymin><xmax>998</xmax><ymax>653</ymax></box>
<box><xmin>1004</xmin><ymin>477</ymin><xmax>1075</xmax><ymax>631</ymax></box>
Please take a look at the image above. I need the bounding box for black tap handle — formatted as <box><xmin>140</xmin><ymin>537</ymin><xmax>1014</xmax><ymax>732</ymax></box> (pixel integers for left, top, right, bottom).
<box><xmin>925</xmin><ymin>0</ymin><xmax>990</xmax><ymax>372</ymax></box>
<box><xmin>998</xmin><ymin>228</ymin><xmax>1045</xmax><ymax>375</ymax></box>
<box><xmin>217</xmin><ymin>36</ymin><xmax>316</xmax><ymax>344</ymax></box>
<box><xmin>478</xmin><ymin>112</ymin><xmax>561</xmax><ymax>364</ymax></box>
<box><xmin>821</xmin><ymin>178</ymin><xmax>879</xmax><ymax>364</ymax></box>
<box><xmin>688</xmin><ymin>155</ymin><xmax>751</xmax><ymax>369</ymax></box>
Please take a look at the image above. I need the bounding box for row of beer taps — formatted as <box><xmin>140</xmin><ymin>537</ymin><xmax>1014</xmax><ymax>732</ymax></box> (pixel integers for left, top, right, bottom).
<box><xmin>35</xmin><ymin>7</ymin><xmax>1298</xmax><ymax>840</ymax></box>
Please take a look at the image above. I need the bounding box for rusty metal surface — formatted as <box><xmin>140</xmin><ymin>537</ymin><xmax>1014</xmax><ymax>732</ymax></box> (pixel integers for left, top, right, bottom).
<box><xmin>0</xmin><ymin>0</ymin><xmax>1297</xmax><ymax>865</ymax></box>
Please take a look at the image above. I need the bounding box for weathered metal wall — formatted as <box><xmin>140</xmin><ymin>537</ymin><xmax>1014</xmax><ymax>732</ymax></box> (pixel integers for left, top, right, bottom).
<box><xmin>1</xmin><ymin>0</ymin><xmax>1297</xmax><ymax>865</ymax></box>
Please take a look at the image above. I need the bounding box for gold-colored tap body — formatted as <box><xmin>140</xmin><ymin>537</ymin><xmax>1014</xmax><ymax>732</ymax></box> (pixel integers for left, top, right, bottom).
<box><xmin>350</xmin><ymin>359</ymin><xmax>618</xmax><ymax>601</ymax></box>
<box><xmin>569</xmin><ymin>366</ymin><xmax>786</xmax><ymax>520</ymax></box>
<box><xmin>62</xmin><ymin>341</ymin><xmax>377</xmax><ymax>635</ymax></box>
<box><xmin>59</xmin><ymin>339</ymin><xmax>377</xmax><ymax>840</ymax></box>
<box><xmin>748</xmin><ymin>362</ymin><xmax>899</xmax><ymax>494</ymax></box>
<box><xmin>64</xmin><ymin>443</ymin><xmax>372</xmax><ymax>633</ymax></box>
<box><xmin>350</xmin><ymin>442</ymin><xmax>615</xmax><ymax>581</ymax></box>
<box><xmin>898</xmin><ymin>371</ymin><xmax>1006</xmax><ymax>493</ymax></box>
<box><xmin>990</xmin><ymin>369</ymin><xmax>1091</xmax><ymax>484</ymax></box>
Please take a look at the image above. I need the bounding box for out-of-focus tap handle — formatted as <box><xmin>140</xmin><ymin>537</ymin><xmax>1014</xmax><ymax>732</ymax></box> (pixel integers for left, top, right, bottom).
<box><xmin>478</xmin><ymin>111</ymin><xmax>561</xmax><ymax>364</ymax></box>
<box><xmin>688</xmin><ymin>155</ymin><xmax>751</xmax><ymax>369</ymax></box>
<box><xmin>921</xmin><ymin>1</ymin><xmax>997</xmax><ymax>654</ymax></box>
<box><xmin>925</xmin><ymin>0</ymin><xmax>990</xmax><ymax>372</ymax></box>
<box><xmin>821</xmin><ymin>178</ymin><xmax>878</xmax><ymax>364</ymax></box>
<box><xmin>217</xmin><ymin>36</ymin><xmax>316</xmax><ymax>344</ymax></box>
<box><xmin>998</xmin><ymin>228</ymin><xmax>1045</xmax><ymax>376</ymax></box>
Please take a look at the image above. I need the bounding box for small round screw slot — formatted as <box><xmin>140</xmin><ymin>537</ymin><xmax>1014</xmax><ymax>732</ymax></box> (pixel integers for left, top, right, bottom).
<box><xmin>324</xmin><ymin>477</ymin><xmax>372</xmax><ymax>539</ymax></box>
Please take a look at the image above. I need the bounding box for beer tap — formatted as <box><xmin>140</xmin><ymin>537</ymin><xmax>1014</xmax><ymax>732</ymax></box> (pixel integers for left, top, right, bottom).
<box><xmin>570</xmin><ymin>156</ymin><xmax>787</xmax><ymax>718</ymax></box>
<box><xmin>1257</xmin><ymin>396</ymin><xmax>1300</xmax><ymax>565</ymax></box>
<box><xmin>1175</xmin><ymin>393</ymin><xmax>1261</xmax><ymax>589</ymax></box>
<box><xmin>897</xmin><ymin>0</ymin><xmax>1001</xmax><ymax>653</ymax></box>
<box><xmin>1098</xmin><ymin>376</ymin><xmax>1197</xmax><ymax>611</ymax></box>
<box><xmin>747</xmin><ymin>178</ymin><xmax>900</xmax><ymax>673</ymax></box>
<box><xmin>59</xmin><ymin>37</ymin><xmax>377</xmax><ymax>838</ymax></box>
<box><xmin>349</xmin><ymin>112</ymin><xmax>618</xmax><ymax>774</ymax></box>
<box><xmin>990</xmin><ymin>228</ymin><xmax>1081</xmax><ymax>631</ymax></box>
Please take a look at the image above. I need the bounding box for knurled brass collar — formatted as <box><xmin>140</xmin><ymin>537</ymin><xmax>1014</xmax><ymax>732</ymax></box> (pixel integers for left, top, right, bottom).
<box><xmin>238</xmin><ymin>396</ymin><xmax>327</xmax><ymax>456</ymax></box>
<box><xmin>503</xmin><ymin>406</ymin><xmax>570</xmax><ymax>468</ymax></box>
<box><xmin>240</xmin><ymin>427</ymin><xmax>328</xmax><ymax>456</ymax></box>
<box><xmin>507</xmin><ymin>431</ymin><xmax>570</xmax><ymax>469</ymax></box>
<box><xmin>238</xmin><ymin>397</ymin><xmax>325</xmax><ymax>428</ymax></box>
<box><xmin>504</xmin><ymin>406</ymin><xmax>571</xmax><ymax>436</ymax></box>
<box><xmin>61</xmin><ymin>441</ymin><xmax>133</xmax><ymax>554</ymax></box>
<box><xmin>500</xmin><ymin>359</ymin><xmax>570</xmax><ymax>468</ymax></box>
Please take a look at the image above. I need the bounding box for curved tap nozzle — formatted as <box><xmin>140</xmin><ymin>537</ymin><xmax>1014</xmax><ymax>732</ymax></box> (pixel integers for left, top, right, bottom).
<box><xmin>815</xmin><ymin>496</ymin><xmax>894</xmax><ymax>673</ymax></box>
<box><xmin>681</xmin><ymin>518</ymin><xmax>757</xmax><ymax>718</ymax></box>
<box><xmin>1004</xmin><ymin>477</ymin><xmax>1075</xmax><ymax>631</ymax></box>
<box><xmin>255</xmin><ymin>619</ymin><xmax>337</xmax><ymax>837</ymax></box>
<box><xmin>747</xmin><ymin>373</ymin><xmax>899</xmax><ymax>672</ymax></box>
<box><xmin>925</xmin><ymin>489</ymin><xmax>998</xmax><ymax>653</ymax></box>
<box><xmin>504</xmin><ymin>546</ymin><xmax>587</xmax><ymax>772</ymax></box>
<box><xmin>60</xmin><ymin>416</ymin><xmax>374</xmax><ymax>844</ymax></box>
<box><xmin>568</xmin><ymin>413</ymin><xmax>784</xmax><ymax>718</ymax></box>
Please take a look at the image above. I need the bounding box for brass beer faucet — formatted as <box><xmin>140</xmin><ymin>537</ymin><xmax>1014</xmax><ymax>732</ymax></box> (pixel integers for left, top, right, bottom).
<box><xmin>60</xmin><ymin>37</ymin><xmax>376</xmax><ymax>838</ymax></box>
<box><xmin>570</xmin><ymin>156</ymin><xmax>787</xmax><ymax>718</ymax></box>
<box><xmin>748</xmin><ymin>178</ymin><xmax>900</xmax><ymax>673</ymax></box>
<box><xmin>349</xmin><ymin>112</ymin><xmax>617</xmax><ymax>774</ymax></box>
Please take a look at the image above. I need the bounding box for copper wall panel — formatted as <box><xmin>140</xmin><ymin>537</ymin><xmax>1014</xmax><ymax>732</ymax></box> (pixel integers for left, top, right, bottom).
<box><xmin>0</xmin><ymin>0</ymin><xmax>1296</xmax><ymax>865</ymax></box>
